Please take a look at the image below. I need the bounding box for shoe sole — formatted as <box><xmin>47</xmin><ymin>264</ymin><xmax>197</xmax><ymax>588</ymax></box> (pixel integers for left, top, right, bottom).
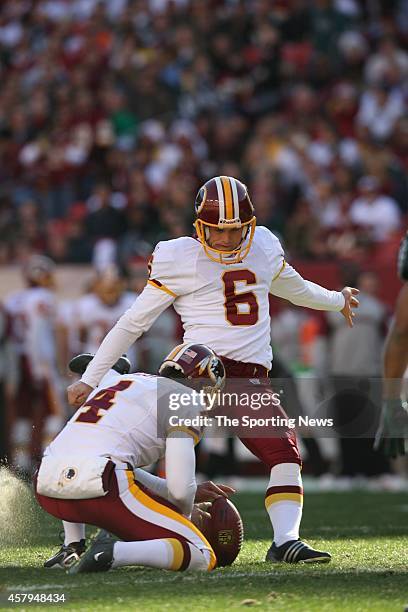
<box><xmin>301</xmin><ymin>556</ymin><xmax>331</xmax><ymax>564</ymax></box>
<box><xmin>266</xmin><ymin>554</ymin><xmax>331</xmax><ymax>564</ymax></box>
<box><xmin>45</xmin><ymin>552</ymin><xmax>80</xmax><ymax>570</ymax></box>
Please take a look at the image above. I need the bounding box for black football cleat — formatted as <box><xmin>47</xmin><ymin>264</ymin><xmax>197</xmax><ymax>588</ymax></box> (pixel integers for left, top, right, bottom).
<box><xmin>44</xmin><ymin>539</ymin><xmax>86</xmax><ymax>569</ymax></box>
<box><xmin>265</xmin><ymin>539</ymin><xmax>331</xmax><ymax>564</ymax></box>
<box><xmin>68</xmin><ymin>530</ymin><xmax>116</xmax><ymax>574</ymax></box>
<box><xmin>69</xmin><ymin>353</ymin><xmax>131</xmax><ymax>376</ymax></box>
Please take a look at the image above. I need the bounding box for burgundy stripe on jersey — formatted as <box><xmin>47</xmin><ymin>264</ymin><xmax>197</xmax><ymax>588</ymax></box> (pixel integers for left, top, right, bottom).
<box><xmin>149</xmin><ymin>278</ymin><xmax>164</xmax><ymax>288</ymax></box>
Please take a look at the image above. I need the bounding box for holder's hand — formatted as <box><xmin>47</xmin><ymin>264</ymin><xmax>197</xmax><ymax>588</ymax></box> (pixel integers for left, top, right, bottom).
<box><xmin>191</xmin><ymin>503</ymin><xmax>212</xmax><ymax>530</ymax></box>
<box><xmin>194</xmin><ymin>481</ymin><xmax>236</xmax><ymax>503</ymax></box>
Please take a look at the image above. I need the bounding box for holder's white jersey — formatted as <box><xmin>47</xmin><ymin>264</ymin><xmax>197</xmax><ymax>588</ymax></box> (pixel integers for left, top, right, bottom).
<box><xmin>146</xmin><ymin>226</ymin><xmax>284</xmax><ymax>367</ymax></box>
<box><xmin>81</xmin><ymin>226</ymin><xmax>345</xmax><ymax>389</ymax></box>
<box><xmin>46</xmin><ymin>370</ymin><xmax>203</xmax><ymax>468</ymax></box>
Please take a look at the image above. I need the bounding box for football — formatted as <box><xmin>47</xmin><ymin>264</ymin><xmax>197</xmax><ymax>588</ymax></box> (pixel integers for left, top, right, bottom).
<box><xmin>203</xmin><ymin>497</ymin><xmax>244</xmax><ymax>567</ymax></box>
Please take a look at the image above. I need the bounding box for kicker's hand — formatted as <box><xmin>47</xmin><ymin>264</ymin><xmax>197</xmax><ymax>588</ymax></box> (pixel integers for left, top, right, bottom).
<box><xmin>374</xmin><ymin>398</ymin><xmax>408</xmax><ymax>458</ymax></box>
<box><xmin>67</xmin><ymin>380</ymin><xmax>93</xmax><ymax>408</ymax></box>
<box><xmin>341</xmin><ymin>287</ymin><xmax>359</xmax><ymax>327</ymax></box>
<box><xmin>195</xmin><ymin>481</ymin><xmax>236</xmax><ymax>503</ymax></box>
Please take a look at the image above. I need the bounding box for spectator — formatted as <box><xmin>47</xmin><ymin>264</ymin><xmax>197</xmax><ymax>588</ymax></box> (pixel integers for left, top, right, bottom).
<box><xmin>0</xmin><ymin>0</ymin><xmax>404</xmax><ymax>265</ymax></box>
<box><xmin>357</xmin><ymin>83</ymin><xmax>404</xmax><ymax>142</ymax></box>
<box><xmin>349</xmin><ymin>176</ymin><xmax>401</xmax><ymax>242</ymax></box>
<box><xmin>324</xmin><ymin>270</ymin><xmax>389</xmax><ymax>477</ymax></box>
<box><xmin>364</xmin><ymin>36</ymin><xmax>408</xmax><ymax>86</ymax></box>
<box><xmin>85</xmin><ymin>183</ymin><xmax>127</xmax><ymax>241</ymax></box>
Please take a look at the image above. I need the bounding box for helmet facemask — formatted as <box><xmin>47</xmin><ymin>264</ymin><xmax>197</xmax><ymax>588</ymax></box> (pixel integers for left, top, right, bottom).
<box><xmin>194</xmin><ymin>217</ymin><xmax>256</xmax><ymax>265</ymax></box>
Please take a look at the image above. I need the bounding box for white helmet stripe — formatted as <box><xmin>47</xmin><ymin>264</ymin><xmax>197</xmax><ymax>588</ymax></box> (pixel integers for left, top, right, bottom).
<box><xmin>215</xmin><ymin>176</ymin><xmax>225</xmax><ymax>222</ymax></box>
<box><xmin>230</xmin><ymin>177</ymin><xmax>240</xmax><ymax>220</ymax></box>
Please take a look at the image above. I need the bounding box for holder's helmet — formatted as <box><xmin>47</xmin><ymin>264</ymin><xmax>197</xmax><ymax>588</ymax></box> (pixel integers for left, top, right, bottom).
<box><xmin>158</xmin><ymin>343</ymin><xmax>225</xmax><ymax>395</ymax></box>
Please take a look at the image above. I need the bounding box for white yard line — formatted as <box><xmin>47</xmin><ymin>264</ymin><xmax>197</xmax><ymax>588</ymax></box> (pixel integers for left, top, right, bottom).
<box><xmin>6</xmin><ymin>571</ymin><xmax>278</xmax><ymax>591</ymax></box>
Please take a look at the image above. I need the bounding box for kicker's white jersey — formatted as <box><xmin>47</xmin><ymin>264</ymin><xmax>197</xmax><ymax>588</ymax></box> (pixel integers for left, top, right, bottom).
<box><xmin>80</xmin><ymin>226</ymin><xmax>344</xmax><ymax>388</ymax></box>
<box><xmin>45</xmin><ymin>370</ymin><xmax>203</xmax><ymax>468</ymax></box>
<box><xmin>148</xmin><ymin>227</ymin><xmax>284</xmax><ymax>368</ymax></box>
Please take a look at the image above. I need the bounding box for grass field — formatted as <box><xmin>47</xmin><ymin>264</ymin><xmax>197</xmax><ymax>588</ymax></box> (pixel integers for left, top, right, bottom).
<box><xmin>1</xmin><ymin>483</ymin><xmax>408</xmax><ymax>611</ymax></box>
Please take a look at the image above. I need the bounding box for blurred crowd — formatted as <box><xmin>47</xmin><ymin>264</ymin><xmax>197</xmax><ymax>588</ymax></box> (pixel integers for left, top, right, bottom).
<box><xmin>0</xmin><ymin>0</ymin><xmax>406</xmax><ymax>270</ymax></box>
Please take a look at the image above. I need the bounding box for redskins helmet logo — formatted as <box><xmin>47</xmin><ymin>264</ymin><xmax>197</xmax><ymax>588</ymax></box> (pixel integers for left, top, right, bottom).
<box><xmin>195</xmin><ymin>186</ymin><xmax>207</xmax><ymax>214</ymax></box>
<box><xmin>198</xmin><ymin>355</ymin><xmax>211</xmax><ymax>376</ymax></box>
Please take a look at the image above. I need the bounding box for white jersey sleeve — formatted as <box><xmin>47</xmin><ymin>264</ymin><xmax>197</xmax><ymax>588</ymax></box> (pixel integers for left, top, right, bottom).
<box><xmin>80</xmin><ymin>240</ymin><xmax>192</xmax><ymax>388</ymax></box>
<box><xmin>133</xmin><ymin>460</ymin><xmax>196</xmax><ymax>517</ymax></box>
<box><xmin>147</xmin><ymin>239</ymin><xmax>195</xmax><ymax>298</ymax></box>
<box><xmin>165</xmin><ymin>436</ymin><xmax>196</xmax><ymax>517</ymax></box>
<box><xmin>271</xmin><ymin>263</ymin><xmax>345</xmax><ymax>311</ymax></box>
<box><xmin>81</xmin><ymin>286</ymin><xmax>172</xmax><ymax>388</ymax></box>
<box><xmin>133</xmin><ymin>468</ymin><xmax>169</xmax><ymax>499</ymax></box>
<box><xmin>260</xmin><ymin>228</ymin><xmax>345</xmax><ymax>312</ymax></box>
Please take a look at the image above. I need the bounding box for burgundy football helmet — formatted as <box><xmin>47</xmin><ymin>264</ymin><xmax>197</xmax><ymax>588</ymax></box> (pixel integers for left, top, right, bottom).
<box><xmin>23</xmin><ymin>255</ymin><xmax>55</xmax><ymax>287</ymax></box>
<box><xmin>194</xmin><ymin>176</ymin><xmax>256</xmax><ymax>264</ymax></box>
<box><xmin>158</xmin><ymin>343</ymin><xmax>225</xmax><ymax>394</ymax></box>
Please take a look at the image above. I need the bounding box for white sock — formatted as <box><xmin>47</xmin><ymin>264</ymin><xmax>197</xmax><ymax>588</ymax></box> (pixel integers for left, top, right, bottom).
<box><xmin>265</xmin><ymin>463</ymin><xmax>303</xmax><ymax>547</ymax></box>
<box><xmin>63</xmin><ymin>521</ymin><xmax>85</xmax><ymax>546</ymax></box>
<box><xmin>112</xmin><ymin>539</ymin><xmax>208</xmax><ymax>571</ymax></box>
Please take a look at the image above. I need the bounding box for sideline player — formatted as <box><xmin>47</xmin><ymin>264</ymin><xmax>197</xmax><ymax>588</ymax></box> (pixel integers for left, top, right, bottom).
<box><xmin>375</xmin><ymin>230</ymin><xmax>408</xmax><ymax>457</ymax></box>
<box><xmin>4</xmin><ymin>256</ymin><xmax>64</xmax><ymax>470</ymax></box>
<box><xmin>67</xmin><ymin>176</ymin><xmax>359</xmax><ymax>563</ymax></box>
<box><xmin>76</xmin><ymin>267</ymin><xmax>135</xmax><ymax>356</ymax></box>
<box><xmin>60</xmin><ymin>265</ymin><xmax>177</xmax><ymax>374</ymax></box>
<box><xmin>36</xmin><ymin>344</ymin><xmax>231</xmax><ymax>573</ymax></box>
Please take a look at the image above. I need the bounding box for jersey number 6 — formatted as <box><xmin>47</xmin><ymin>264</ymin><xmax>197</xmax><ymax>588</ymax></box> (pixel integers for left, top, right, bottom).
<box><xmin>222</xmin><ymin>270</ymin><xmax>259</xmax><ymax>326</ymax></box>
<box><xmin>75</xmin><ymin>380</ymin><xmax>133</xmax><ymax>424</ymax></box>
